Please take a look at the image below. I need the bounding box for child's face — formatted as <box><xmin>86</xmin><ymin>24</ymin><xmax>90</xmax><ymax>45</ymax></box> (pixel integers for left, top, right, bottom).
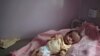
<box><xmin>64</xmin><ymin>31</ymin><xmax>81</xmax><ymax>45</ymax></box>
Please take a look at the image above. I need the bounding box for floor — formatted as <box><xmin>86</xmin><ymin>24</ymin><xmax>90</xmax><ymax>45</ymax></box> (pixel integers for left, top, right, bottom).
<box><xmin>0</xmin><ymin>38</ymin><xmax>31</xmax><ymax>56</ymax></box>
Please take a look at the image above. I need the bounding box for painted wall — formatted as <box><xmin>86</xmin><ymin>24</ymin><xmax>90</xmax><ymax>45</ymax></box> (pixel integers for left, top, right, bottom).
<box><xmin>79</xmin><ymin>0</ymin><xmax>100</xmax><ymax>19</ymax></box>
<box><xmin>79</xmin><ymin>0</ymin><xmax>100</xmax><ymax>26</ymax></box>
<box><xmin>0</xmin><ymin>0</ymin><xmax>81</xmax><ymax>38</ymax></box>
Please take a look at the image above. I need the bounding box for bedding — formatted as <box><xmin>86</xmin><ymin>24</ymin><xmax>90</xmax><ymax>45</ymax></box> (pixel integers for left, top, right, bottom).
<box><xmin>67</xmin><ymin>22</ymin><xmax>100</xmax><ymax>56</ymax></box>
<box><xmin>11</xmin><ymin>22</ymin><xmax>100</xmax><ymax>56</ymax></box>
<box><xmin>11</xmin><ymin>29</ymin><xmax>72</xmax><ymax>56</ymax></box>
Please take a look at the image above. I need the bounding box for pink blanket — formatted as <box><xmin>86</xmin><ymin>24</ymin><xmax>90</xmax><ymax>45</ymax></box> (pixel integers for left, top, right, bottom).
<box><xmin>11</xmin><ymin>29</ymin><xmax>71</xmax><ymax>56</ymax></box>
<box><xmin>11</xmin><ymin>22</ymin><xmax>100</xmax><ymax>56</ymax></box>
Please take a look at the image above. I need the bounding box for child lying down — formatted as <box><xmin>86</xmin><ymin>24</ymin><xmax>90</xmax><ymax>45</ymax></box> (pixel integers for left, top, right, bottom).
<box><xmin>31</xmin><ymin>30</ymin><xmax>82</xmax><ymax>56</ymax></box>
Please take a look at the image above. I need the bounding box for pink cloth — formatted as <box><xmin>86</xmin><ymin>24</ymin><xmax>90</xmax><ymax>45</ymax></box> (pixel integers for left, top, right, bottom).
<box><xmin>80</xmin><ymin>22</ymin><xmax>100</xmax><ymax>56</ymax></box>
<box><xmin>79</xmin><ymin>22</ymin><xmax>100</xmax><ymax>40</ymax></box>
<box><xmin>11</xmin><ymin>22</ymin><xmax>100</xmax><ymax>56</ymax></box>
<box><xmin>67</xmin><ymin>35</ymin><xmax>98</xmax><ymax>56</ymax></box>
<box><xmin>11</xmin><ymin>29</ymin><xmax>71</xmax><ymax>56</ymax></box>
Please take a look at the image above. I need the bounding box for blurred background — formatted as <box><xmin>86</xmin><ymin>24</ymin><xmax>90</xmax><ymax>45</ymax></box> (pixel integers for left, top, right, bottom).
<box><xmin>0</xmin><ymin>0</ymin><xmax>81</xmax><ymax>38</ymax></box>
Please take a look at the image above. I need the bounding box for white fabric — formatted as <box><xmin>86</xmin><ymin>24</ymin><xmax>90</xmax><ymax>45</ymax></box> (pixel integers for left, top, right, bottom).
<box><xmin>39</xmin><ymin>46</ymin><xmax>51</xmax><ymax>56</ymax></box>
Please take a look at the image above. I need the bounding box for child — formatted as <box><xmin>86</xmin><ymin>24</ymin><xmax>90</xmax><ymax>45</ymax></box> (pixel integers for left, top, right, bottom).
<box><xmin>31</xmin><ymin>30</ymin><xmax>81</xmax><ymax>56</ymax></box>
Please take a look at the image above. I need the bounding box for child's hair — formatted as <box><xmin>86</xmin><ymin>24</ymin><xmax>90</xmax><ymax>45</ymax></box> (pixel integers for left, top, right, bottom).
<box><xmin>64</xmin><ymin>30</ymin><xmax>82</xmax><ymax>44</ymax></box>
<box><xmin>65</xmin><ymin>30</ymin><xmax>82</xmax><ymax>37</ymax></box>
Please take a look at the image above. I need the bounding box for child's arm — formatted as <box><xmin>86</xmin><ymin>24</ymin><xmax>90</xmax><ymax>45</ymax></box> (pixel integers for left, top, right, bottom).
<box><xmin>31</xmin><ymin>48</ymin><xmax>39</xmax><ymax>56</ymax></box>
<box><xmin>59</xmin><ymin>49</ymin><xmax>67</xmax><ymax>56</ymax></box>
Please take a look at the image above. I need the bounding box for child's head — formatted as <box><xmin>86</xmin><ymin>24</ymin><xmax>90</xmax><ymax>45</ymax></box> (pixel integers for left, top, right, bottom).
<box><xmin>64</xmin><ymin>30</ymin><xmax>81</xmax><ymax>45</ymax></box>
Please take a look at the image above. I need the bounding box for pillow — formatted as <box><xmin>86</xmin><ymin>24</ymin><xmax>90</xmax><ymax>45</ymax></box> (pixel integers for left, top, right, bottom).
<box><xmin>79</xmin><ymin>22</ymin><xmax>100</xmax><ymax>40</ymax></box>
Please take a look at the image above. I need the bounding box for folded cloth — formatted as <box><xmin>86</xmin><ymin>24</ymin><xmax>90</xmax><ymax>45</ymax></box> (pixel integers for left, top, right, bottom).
<box><xmin>0</xmin><ymin>37</ymin><xmax>20</xmax><ymax>48</ymax></box>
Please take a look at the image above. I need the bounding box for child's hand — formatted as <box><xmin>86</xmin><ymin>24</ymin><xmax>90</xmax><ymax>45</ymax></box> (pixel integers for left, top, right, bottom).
<box><xmin>37</xmin><ymin>51</ymin><xmax>43</xmax><ymax>56</ymax></box>
<box><xmin>59</xmin><ymin>50</ymin><xmax>66</xmax><ymax>56</ymax></box>
<box><xmin>31</xmin><ymin>49</ymin><xmax>43</xmax><ymax>56</ymax></box>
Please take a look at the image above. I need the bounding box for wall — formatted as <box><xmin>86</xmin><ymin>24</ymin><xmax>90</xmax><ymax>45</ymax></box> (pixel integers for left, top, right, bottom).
<box><xmin>0</xmin><ymin>0</ymin><xmax>81</xmax><ymax>38</ymax></box>
<box><xmin>79</xmin><ymin>0</ymin><xmax>100</xmax><ymax>20</ymax></box>
<box><xmin>79</xmin><ymin>0</ymin><xmax>100</xmax><ymax>26</ymax></box>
